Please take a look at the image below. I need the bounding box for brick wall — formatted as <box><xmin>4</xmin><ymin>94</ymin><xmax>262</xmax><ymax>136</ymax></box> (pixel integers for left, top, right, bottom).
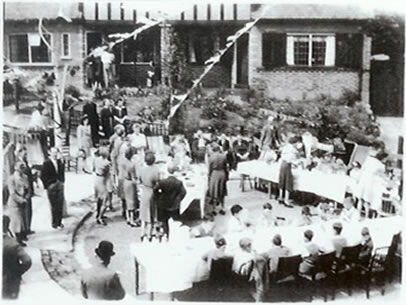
<box><xmin>251</xmin><ymin>69</ymin><xmax>360</xmax><ymax>100</ymax></box>
<box><xmin>4</xmin><ymin>22</ymin><xmax>85</xmax><ymax>90</ymax></box>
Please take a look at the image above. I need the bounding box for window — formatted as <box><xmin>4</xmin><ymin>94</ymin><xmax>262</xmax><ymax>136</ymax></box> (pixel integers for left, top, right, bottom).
<box><xmin>287</xmin><ymin>34</ymin><xmax>335</xmax><ymax>67</ymax></box>
<box><xmin>9</xmin><ymin>34</ymin><xmax>52</xmax><ymax>63</ymax></box>
<box><xmin>187</xmin><ymin>32</ymin><xmax>216</xmax><ymax>64</ymax></box>
<box><xmin>61</xmin><ymin>33</ymin><xmax>71</xmax><ymax>58</ymax></box>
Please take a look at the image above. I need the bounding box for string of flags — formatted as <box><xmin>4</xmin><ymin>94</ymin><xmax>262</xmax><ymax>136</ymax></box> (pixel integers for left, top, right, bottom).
<box><xmin>167</xmin><ymin>11</ymin><xmax>267</xmax><ymax>120</ymax></box>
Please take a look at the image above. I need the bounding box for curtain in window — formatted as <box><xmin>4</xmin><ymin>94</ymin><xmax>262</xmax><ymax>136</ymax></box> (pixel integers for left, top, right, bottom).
<box><xmin>286</xmin><ymin>36</ymin><xmax>294</xmax><ymax>65</ymax></box>
<box><xmin>31</xmin><ymin>34</ymin><xmax>51</xmax><ymax>62</ymax></box>
<box><xmin>325</xmin><ymin>36</ymin><xmax>336</xmax><ymax>66</ymax></box>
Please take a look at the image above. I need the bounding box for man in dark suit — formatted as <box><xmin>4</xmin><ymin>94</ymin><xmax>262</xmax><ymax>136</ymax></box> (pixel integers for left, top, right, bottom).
<box><xmin>2</xmin><ymin>215</ymin><xmax>32</xmax><ymax>299</ymax></box>
<box><xmin>40</xmin><ymin>147</ymin><xmax>65</xmax><ymax>229</ymax></box>
<box><xmin>82</xmin><ymin>97</ymin><xmax>99</xmax><ymax>147</ymax></box>
<box><xmin>16</xmin><ymin>146</ymin><xmax>35</xmax><ymax>235</ymax></box>
<box><xmin>81</xmin><ymin>241</ymin><xmax>125</xmax><ymax>300</ymax></box>
<box><xmin>154</xmin><ymin>165</ymin><xmax>187</xmax><ymax>237</ymax></box>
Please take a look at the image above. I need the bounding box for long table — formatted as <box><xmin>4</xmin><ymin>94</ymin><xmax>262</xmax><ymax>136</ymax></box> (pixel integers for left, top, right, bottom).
<box><xmin>237</xmin><ymin>160</ymin><xmax>354</xmax><ymax>203</ymax></box>
<box><xmin>131</xmin><ymin>216</ymin><xmax>402</xmax><ymax>296</ymax></box>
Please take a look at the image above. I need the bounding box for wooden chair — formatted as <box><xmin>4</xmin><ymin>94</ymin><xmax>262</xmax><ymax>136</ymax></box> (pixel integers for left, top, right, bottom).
<box><xmin>332</xmin><ymin>244</ymin><xmax>361</xmax><ymax>299</ymax></box>
<box><xmin>268</xmin><ymin>255</ymin><xmax>302</xmax><ymax>301</ymax></box>
<box><xmin>61</xmin><ymin>145</ymin><xmax>77</xmax><ymax>172</ymax></box>
<box><xmin>299</xmin><ymin>251</ymin><xmax>336</xmax><ymax>302</ymax></box>
<box><xmin>357</xmin><ymin>247</ymin><xmax>389</xmax><ymax>299</ymax></box>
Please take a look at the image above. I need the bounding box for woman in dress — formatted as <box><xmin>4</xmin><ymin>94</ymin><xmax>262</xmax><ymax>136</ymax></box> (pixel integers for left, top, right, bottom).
<box><xmin>116</xmin><ymin>140</ymin><xmax>131</xmax><ymax>219</ymax></box>
<box><xmin>6</xmin><ymin>161</ymin><xmax>31</xmax><ymax>246</ymax></box>
<box><xmin>93</xmin><ymin>146</ymin><xmax>111</xmax><ymax>225</ymax></box>
<box><xmin>207</xmin><ymin>144</ymin><xmax>228</xmax><ymax>216</ymax></box>
<box><xmin>129</xmin><ymin>123</ymin><xmax>147</xmax><ymax>165</ymax></box>
<box><xmin>113</xmin><ymin>98</ymin><xmax>128</xmax><ymax>132</ymax></box>
<box><xmin>138</xmin><ymin>152</ymin><xmax>160</xmax><ymax>240</ymax></box>
<box><xmin>77</xmin><ymin>116</ymin><xmax>93</xmax><ymax>160</ymax></box>
<box><xmin>357</xmin><ymin>150</ymin><xmax>388</xmax><ymax>217</ymax></box>
<box><xmin>170</xmin><ymin>135</ymin><xmax>191</xmax><ymax>170</ymax></box>
<box><xmin>278</xmin><ymin>136</ymin><xmax>300</xmax><ymax>208</ymax></box>
<box><xmin>121</xmin><ymin>146</ymin><xmax>139</xmax><ymax>227</ymax></box>
<box><xmin>100</xmin><ymin>99</ymin><xmax>114</xmax><ymax>140</ymax></box>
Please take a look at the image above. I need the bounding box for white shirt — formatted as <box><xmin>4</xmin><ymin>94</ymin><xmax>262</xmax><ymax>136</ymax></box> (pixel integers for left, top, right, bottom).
<box><xmin>130</xmin><ymin>133</ymin><xmax>147</xmax><ymax>149</ymax></box>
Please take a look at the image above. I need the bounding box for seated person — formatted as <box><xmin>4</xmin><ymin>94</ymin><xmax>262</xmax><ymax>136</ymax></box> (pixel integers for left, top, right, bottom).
<box><xmin>261</xmin><ymin>234</ymin><xmax>291</xmax><ymax>274</ymax></box>
<box><xmin>331</xmin><ymin>222</ymin><xmax>348</xmax><ymax>258</ymax></box>
<box><xmin>232</xmin><ymin>237</ymin><xmax>255</xmax><ymax>277</ymax></box>
<box><xmin>191</xmin><ymin>218</ymin><xmax>215</xmax><ymax>237</ymax></box>
<box><xmin>256</xmin><ymin>203</ymin><xmax>278</xmax><ymax>231</ymax></box>
<box><xmin>316</xmin><ymin>201</ymin><xmax>333</xmax><ymax>221</ymax></box>
<box><xmin>293</xmin><ymin>206</ymin><xmax>314</xmax><ymax>226</ymax></box>
<box><xmin>358</xmin><ymin>227</ymin><xmax>374</xmax><ymax>267</ymax></box>
<box><xmin>227</xmin><ymin>204</ymin><xmax>251</xmax><ymax>234</ymax></box>
<box><xmin>233</xmin><ymin>134</ymin><xmax>250</xmax><ymax>163</ymax></box>
<box><xmin>202</xmin><ymin>236</ymin><xmax>232</xmax><ymax>269</ymax></box>
<box><xmin>299</xmin><ymin>230</ymin><xmax>320</xmax><ymax>275</ymax></box>
<box><xmin>340</xmin><ymin>196</ymin><xmax>360</xmax><ymax>222</ymax></box>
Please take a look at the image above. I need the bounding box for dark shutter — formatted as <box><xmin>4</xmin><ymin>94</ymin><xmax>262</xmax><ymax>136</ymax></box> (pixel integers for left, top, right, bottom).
<box><xmin>336</xmin><ymin>33</ymin><xmax>363</xmax><ymax>69</ymax></box>
<box><xmin>262</xmin><ymin>33</ymin><xmax>286</xmax><ymax>69</ymax></box>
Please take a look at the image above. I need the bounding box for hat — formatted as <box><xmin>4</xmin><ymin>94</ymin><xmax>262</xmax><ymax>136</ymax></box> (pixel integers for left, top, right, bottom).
<box><xmin>167</xmin><ymin>164</ymin><xmax>179</xmax><ymax>175</ymax></box>
<box><xmin>95</xmin><ymin>241</ymin><xmax>115</xmax><ymax>259</ymax></box>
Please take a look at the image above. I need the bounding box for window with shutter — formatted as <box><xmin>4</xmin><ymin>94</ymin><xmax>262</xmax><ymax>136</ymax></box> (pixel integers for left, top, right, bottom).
<box><xmin>262</xmin><ymin>32</ymin><xmax>286</xmax><ymax>69</ymax></box>
<box><xmin>336</xmin><ymin>33</ymin><xmax>363</xmax><ymax>69</ymax></box>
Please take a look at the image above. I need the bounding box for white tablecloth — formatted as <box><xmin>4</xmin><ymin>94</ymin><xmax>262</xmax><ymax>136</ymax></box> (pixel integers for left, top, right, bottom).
<box><xmin>237</xmin><ymin>160</ymin><xmax>354</xmax><ymax>203</ymax></box>
<box><xmin>131</xmin><ymin>216</ymin><xmax>402</xmax><ymax>293</ymax></box>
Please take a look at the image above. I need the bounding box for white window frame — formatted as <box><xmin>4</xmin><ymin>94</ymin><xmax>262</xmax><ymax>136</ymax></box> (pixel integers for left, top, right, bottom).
<box><xmin>61</xmin><ymin>33</ymin><xmax>71</xmax><ymax>59</ymax></box>
<box><xmin>287</xmin><ymin>33</ymin><xmax>335</xmax><ymax>67</ymax></box>
<box><xmin>8</xmin><ymin>33</ymin><xmax>54</xmax><ymax>66</ymax></box>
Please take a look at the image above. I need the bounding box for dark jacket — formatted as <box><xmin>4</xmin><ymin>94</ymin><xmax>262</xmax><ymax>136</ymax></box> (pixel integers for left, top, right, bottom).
<box><xmin>40</xmin><ymin>159</ymin><xmax>65</xmax><ymax>189</ymax></box>
<box><xmin>83</xmin><ymin>102</ymin><xmax>99</xmax><ymax>127</ymax></box>
<box><xmin>2</xmin><ymin>234</ymin><xmax>32</xmax><ymax>299</ymax></box>
<box><xmin>81</xmin><ymin>263</ymin><xmax>125</xmax><ymax>300</ymax></box>
<box><xmin>154</xmin><ymin>176</ymin><xmax>187</xmax><ymax>213</ymax></box>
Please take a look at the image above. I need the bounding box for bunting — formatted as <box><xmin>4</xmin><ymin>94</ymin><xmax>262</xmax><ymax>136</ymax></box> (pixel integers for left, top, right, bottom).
<box><xmin>168</xmin><ymin>7</ymin><xmax>269</xmax><ymax>120</ymax></box>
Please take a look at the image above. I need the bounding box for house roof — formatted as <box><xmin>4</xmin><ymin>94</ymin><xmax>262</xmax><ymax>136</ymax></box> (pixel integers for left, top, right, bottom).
<box><xmin>4</xmin><ymin>2</ymin><xmax>374</xmax><ymax>22</ymax></box>
<box><xmin>4</xmin><ymin>2</ymin><xmax>81</xmax><ymax>21</ymax></box>
<box><xmin>253</xmin><ymin>4</ymin><xmax>374</xmax><ymax>20</ymax></box>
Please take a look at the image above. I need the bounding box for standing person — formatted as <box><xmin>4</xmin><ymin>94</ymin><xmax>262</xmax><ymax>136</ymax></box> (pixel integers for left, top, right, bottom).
<box><xmin>153</xmin><ymin>165</ymin><xmax>187</xmax><ymax>237</ymax></box>
<box><xmin>259</xmin><ymin>116</ymin><xmax>281</xmax><ymax>157</ymax></box>
<box><xmin>207</xmin><ymin>144</ymin><xmax>228</xmax><ymax>216</ymax></box>
<box><xmin>117</xmin><ymin>140</ymin><xmax>132</xmax><ymax>219</ymax></box>
<box><xmin>357</xmin><ymin>150</ymin><xmax>388</xmax><ymax>217</ymax></box>
<box><xmin>170</xmin><ymin>135</ymin><xmax>191</xmax><ymax>170</ymax></box>
<box><xmin>109</xmin><ymin>124</ymin><xmax>125</xmax><ymax>184</ymax></box>
<box><xmin>28</xmin><ymin>102</ymin><xmax>48</xmax><ymax>158</ymax></box>
<box><xmin>113</xmin><ymin>98</ymin><xmax>128</xmax><ymax>131</ymax></box>
<box><xmin>138</xmin><ymin>152</ymin><xmax>160</xmax><ymax>241</ymax></box>
<box><xmin>15</xmin><ymin>146</ymin><xmax>35</xmax><ymax>236</ymax></box>
<box><xmin>82</xmin><ymin>97</ymin><xmax>100</xmax><ymax>147</ymax></box>
<box><xmin>129</xmin><ymin>123</ymin><xmax>147</xmax><ymax>163</ymax></box>
<box><xmin>121</xmin><ymin>147</ymin><xmax>139</xmax><ymax>227</ymax></box>
<box><xmin>77</xmin><ymin>116</ymin><xmax>93</xmax><ymax>158</ymax></box>
<box><xmin>81</xmin><ymin>241</ymin><xmax>125</xmax><ymax>300</ymax></box>
<box><xmin>100</xmin><ymin>99</ymin><xmax>114</xmax><ymax>140</ymax></box>
<box><xmin>278</xmin><ymin>137</ymin><xmax>299</xmax><ymax>208</ymax></box>
<box><xmin>3</xmin><ymin>133</ymin><xmax>16</xmax><ymax>206</ymax></box>
<box><xmin>93</xmin><ymin>147</ymin><xmax>111</xmax><ymax>225</ymax></box>
<box><xmin>6</xmin><ymin>162</ymin><xmax>31</xmax><ymax>246</ymax></box>
<box><xmin>2</xmin><ymin>215</ymin><xmax>32</xmax><ymax>299</ymax></box>
<box><xmin>40</xmin><ymin>147</ymin><xmax>65</xmax><ymax>229</ymax></box>
<box><xmin>232</xmin><ymin>134</ymin><xmax>250</xmax><ymax>164</ymax></box>
<box><xmin>217</xmin><ymin>133</ymin><xmax>235</xmax><ymax>170</ymax></box>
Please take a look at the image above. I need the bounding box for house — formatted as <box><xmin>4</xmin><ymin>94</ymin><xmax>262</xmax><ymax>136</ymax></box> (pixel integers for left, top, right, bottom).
<box><xmin>3</xmin><ymin>2</ymin><xmax>403</xmax><ymax>116</ymax></box>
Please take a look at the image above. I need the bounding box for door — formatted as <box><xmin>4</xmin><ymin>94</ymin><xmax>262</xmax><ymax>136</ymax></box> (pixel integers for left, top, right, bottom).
<box><xmin>236</xmin><ymin>34</ymin><xmax>249</xmax><ymax>87</ymax></box>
